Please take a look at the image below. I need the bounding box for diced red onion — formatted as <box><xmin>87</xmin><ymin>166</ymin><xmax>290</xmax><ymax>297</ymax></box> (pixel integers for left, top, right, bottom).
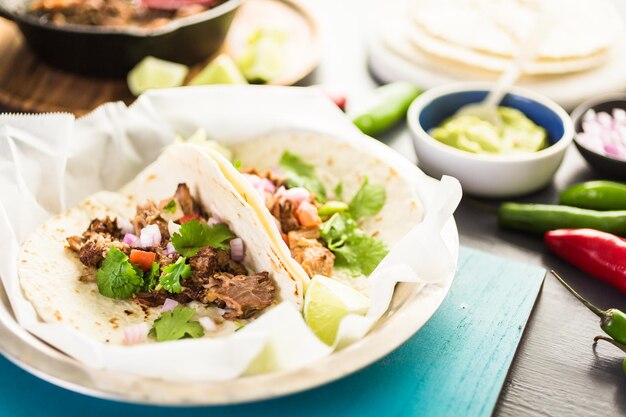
<box><xmin>261</xmin><ymin>178</ymin><xmax>276</xmax><ymax>193</ymax></box>
<box><xmin>614</xmin><ymin>108</ymin><xmax>626</xmax><ymax>124</ymax></box>
<box><xmin>597</xmin><ymin>111</ymin><xmax>613</xmax><ymax>128</ymax></box>
<box><xmin>576</xmin><ymin>108</ymin><xmax>626</xmax><ymax>161</ymax></box>
<box><xmin>117</xmin><ymin>217</ymin><xmax>134</xmax><ymax>235</ymax></box>
<box><xmin>281</xmin><ymin>187</ymin><xmax>311</xmax><ymax>206</ymax></box>
<box><xmin>230</xmin><ymin>237</ymin><xmax>245</xmax><ymax>262</ymax></box>
<box><xmin>199</xmin><ymin>316</ymin><xmax>218</xmax><ymax>332</ymax></box>
<box><xmin>168</xmin><ymin>220</ymin><xmax>181</xmax><ymax>236</ymax></box>
<box><xmin>162</xmin><ymin>298</ymin><xmax>179</xmax><ymax>312</ymax></box>
<box><xmin>207</xmin><ymin>217</ymin><xmax>221</xmax><ymax>226</ymax></box>
<box><xmin>243</xmin><ymin>173</ymin><xmax>263</xmax><ymax>188</ymax></box>
<box><xmin>123</xmin><ymin>323</ymin><xmax>149</xmax><ymax>345</ymax></box>
<box><xmin>122</xmin><ymin>233</ymin><xmax>139</xmax><ymax>246</ymax></box>
<box><xmin>164</xmin><ymin>242</ymin><xmax>177</xmax><ymax>255</ymax></box>
<box><xmin>139</xmin><ymin>224</ymin><xmax>161</xmax><ymax>248</ymax></box>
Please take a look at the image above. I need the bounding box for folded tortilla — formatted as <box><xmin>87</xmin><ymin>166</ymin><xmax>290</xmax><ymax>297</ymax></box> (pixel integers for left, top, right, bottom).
<box><xmin>18</xmin><ymin>144</ymin><xmax>303</xmax><ymax>344</ymax></box>
<box><xmin>204</xmin><ymin>132</ymin><xmax>424</xmax><ymax>287</ymax></box>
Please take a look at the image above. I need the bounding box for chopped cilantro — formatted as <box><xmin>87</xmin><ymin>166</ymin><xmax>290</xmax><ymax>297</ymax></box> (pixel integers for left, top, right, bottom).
<box><xmin>159</xmin><ymin>257</ymin><xmax>192</xmax><ymax>293</ymax></box>
<box><xmin>233</xmin><ymin>159</ymin><xmax>242</xmax><ymax>171</ymax></box>
<box><xmin>320</xmin><ymin>213</ymin><xmax>389</xmax><ymax>277</ymax></box>
<box><xmin>150</xmin><ymin>306</ymin><xmax>204</xmax><ymax>342</ymax></box>
<box><xmin>333</xmin><ymin>231</ymin><xmax>388</xmax><ymax>277</ymax></box>
<box><xmin>171</xmin><ymin>220</ymin><xmax>234</xmax><ymax>257</ymax></box>
<box><xmin>163</xmin><ymin>199</ymin><xmax>177</xmax><ymax>214</ymax></box>
<box><xmin>279</xmin><ymin>151</ymin><xmax>327</xmax><ymax>202</ymax></box>
<box><xmin>234</xmin><ymin>321</ymin><xmax>245</xmax><ymax>331</ymax></box>
<box><xmin>348</xmin><ymin>177</ymin><xmax>386</xmax><ymax>220</ymax></box>
<box><xmin>334</xmin><ymin>182</ymin><xmax>343</xmax><ymax>200</ymax></box>
<box><xmin>143</xmin><ymin>262</ymin><xmax>160</xmax><ymax>292</ymax></box>
<box><xmin>96</xmin><ymin>247</ymin><xmax>144</xmax><ymax>299</ymax></box>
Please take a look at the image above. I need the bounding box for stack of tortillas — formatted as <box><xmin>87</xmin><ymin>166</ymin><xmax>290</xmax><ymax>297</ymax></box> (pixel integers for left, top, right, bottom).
<box><xmin>369</xmin><ymin>0</ymin><xmax>626</xmax><ymax>109</ymax></box>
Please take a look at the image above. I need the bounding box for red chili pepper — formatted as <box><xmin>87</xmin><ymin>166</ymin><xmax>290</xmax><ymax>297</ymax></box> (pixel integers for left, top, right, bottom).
<box><xmin>545</xmin><ymin>229</ymin><xmax>626</xmax><ymax>295</ymax></box>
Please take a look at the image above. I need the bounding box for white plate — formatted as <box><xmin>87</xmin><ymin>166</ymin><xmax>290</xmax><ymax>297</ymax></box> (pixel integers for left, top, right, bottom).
<box><xmin>0</xmin><ymin>86</ymin><xmax>459</xmax><ymax>404</ymax></box>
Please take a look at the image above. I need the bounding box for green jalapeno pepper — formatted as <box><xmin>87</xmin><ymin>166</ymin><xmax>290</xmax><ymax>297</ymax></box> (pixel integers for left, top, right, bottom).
<box><xmin>560</xmin><ymin>181</ymin><xmax>626</xmax><ymax>210</ymax></box>
<box><xmin>351</xmin><ymin>82</ymin><xmax>422</xmax><ymax>137</ymax></box>
<box><xmin>552</xmin><ymin>271</ymin><xmax>626</xmax><ymax>345</ymax></box>
<box><xmin>498</xmin><ymin>203</ymin><xmax>626</xmax><ymax>236</ymax></box>
<box><xmin>594</xmin><ymin>336</ymin><xmax>626</xmax><ymax>375</ymax></box>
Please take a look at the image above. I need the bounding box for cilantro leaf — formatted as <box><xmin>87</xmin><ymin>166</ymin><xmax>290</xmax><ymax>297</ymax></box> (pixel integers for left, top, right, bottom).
<box><xmin>320</xmin><ymin>213</ymin><xmax>357</xmax><ymax>250</ymax></box>
<box><xmin>233</xmin><ymin>159</ymin><xmax>242</xmax><ymax>171</ymax></box>
<box><xmin>334</xmin><ymin>182</ymin><xmax>343</xmax><ymax>200</ymax></box>
<box><xmin>163</xmin><ymin>199</ymin><xmax>177</xmax><ymax>214</ymax></box>
<box><xmin>279</xmin><ymin>151</ymin><xmax>327</xmax><ymax>202</ymax></box>
<box><xmin>96</xmin><ymin>247</ymin><xmax>144</xmax><ymax>299</ymax></box>
<box><xmin>320</xmin><ymin>213</ymin><xmax>389</xmax><ymax>277</ymax></box>
<box><xmin>143</xmin><ymin>262</ymin><xmax>160</xmax><ymax>292</ymax></box>
<box><xmin>150</xmin><ymin>306</ymin><xmax>204</xmax><ymax>342</ymax></box>
<box><xmin>348</xmin><ymin>177</ymin><xmax>386</xmax><ymax>220</ymax></box>
<box><xmin>171</xmin><ymin>220</ymin><xmax>234</xmax><ymax>257</ymax></box>
<box><xmin>159</xmin><ymin>256</ymin><xmax>192</xmax><ymax>293</ymax></box>
<box><xmin>333</xmin><ymin>232</ymin><xmax>388</xmax><ymax>277</ymax></box>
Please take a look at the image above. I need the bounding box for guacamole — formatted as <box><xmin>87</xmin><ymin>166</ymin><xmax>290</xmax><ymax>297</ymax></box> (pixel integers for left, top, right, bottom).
<box><xmin>430</xmin><ymin>107</ymin><xmax>548</xmax><ymax>154</ymax></box>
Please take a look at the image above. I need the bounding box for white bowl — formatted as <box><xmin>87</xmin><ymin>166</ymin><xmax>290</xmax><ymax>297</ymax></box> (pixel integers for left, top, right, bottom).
<box><xmin>408</xmin><ymin>82</ymin><xmax>574</xmax><ymax>198</ymax></box>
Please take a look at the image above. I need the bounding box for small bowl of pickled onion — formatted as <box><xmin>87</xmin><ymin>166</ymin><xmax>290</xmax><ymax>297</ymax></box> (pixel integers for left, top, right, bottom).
<box><xmin>571</xmin><ymin>94</ymin><xmax>626</xmax><ymax>180</ymax></box>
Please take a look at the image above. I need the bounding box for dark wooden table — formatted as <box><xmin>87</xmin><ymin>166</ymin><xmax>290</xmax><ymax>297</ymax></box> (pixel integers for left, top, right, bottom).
<box><xmin>1</xmin><ymin>0</ymin><xmax>624</xmax><ymax>415</ymax></box>
<box><xmin>302</xmin><ymin>0</ymin><xmax>626</xmax><ymax>416</ymax></box>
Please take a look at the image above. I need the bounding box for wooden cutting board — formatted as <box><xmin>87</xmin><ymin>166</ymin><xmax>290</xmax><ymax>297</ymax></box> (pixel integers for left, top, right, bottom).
<box><xmin>0</xmin><ymin>18</ymin><xmax>133</xmax><ymax>115</ymax></box>
<box><xmin>0</xmin><ymin>0</ymin><xmax>318</xmax><ymax>116</ymax></box>
<box><xmin>0</xmin><ymin>247</ymin><xmax>545</xmax><ymax>417</ymax></box>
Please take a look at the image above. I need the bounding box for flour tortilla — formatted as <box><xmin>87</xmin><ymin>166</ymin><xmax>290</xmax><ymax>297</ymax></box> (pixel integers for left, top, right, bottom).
<box><xmin>407</xmin><ymin>0</ymin><xmax>622</xmax><ymax>75</ymax></box>
<box><xmin>18</xmin><ymin>144</ymin><xmax>303</xmax><ymax>344</ymax></box>
<box><xmin>205</xmin><ymin>132</ymin><xmax>424</xmax><ymax>287</ymax></box>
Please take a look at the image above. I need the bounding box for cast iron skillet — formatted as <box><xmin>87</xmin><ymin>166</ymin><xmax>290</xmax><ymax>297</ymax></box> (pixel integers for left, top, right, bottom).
<box><xmin>0</xmin><ymin>0</ymin><xmax>242</xmax><ymax>77</ymax></box>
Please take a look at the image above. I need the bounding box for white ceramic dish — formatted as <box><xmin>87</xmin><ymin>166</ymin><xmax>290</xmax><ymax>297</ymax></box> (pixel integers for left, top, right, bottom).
<box><xmin>0</xmin><ymin>85</ymin><xmax>460</xmax><ymax>405</ymax></box>
<box><xmin>408</xmin><ymin>82</ymin><xmax>574</xmax><ymax>198</ymax></box>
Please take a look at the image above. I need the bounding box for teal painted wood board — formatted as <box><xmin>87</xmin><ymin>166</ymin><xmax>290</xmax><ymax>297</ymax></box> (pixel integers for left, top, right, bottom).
<box><xmin>0</xmin><ymin>247</ymin><xmax>545</xmax><ymax>417</ymax></box>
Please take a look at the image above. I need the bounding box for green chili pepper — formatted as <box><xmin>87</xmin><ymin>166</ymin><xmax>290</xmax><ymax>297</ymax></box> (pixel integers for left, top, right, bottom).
<box><xmin>594</xmin><ymin>336</ymin><xmax>626</xmax><ymax>375</ymax></box>
<box><xmin>317</xmin><ymin>201</ymin><xmax>348</xmax><ymax>217</ymax></box>
<box><xmin>552</xmin><ymin>271</ymin><xmax>626</xmax><ymax>345</ymax></box>
<box><xmin>560</xmin><ymin>181</ymin><xmax>626</xmax><ymax>210</ymax></box>
<box><xmin>351</xmin><ymin>82</ymin><xmax>422</xmax><ymax>137</ymax></box>
<box><xmin>498</xmin><ymin>203</ymin><xmax>626</xmax><ymax>235</ymax></box>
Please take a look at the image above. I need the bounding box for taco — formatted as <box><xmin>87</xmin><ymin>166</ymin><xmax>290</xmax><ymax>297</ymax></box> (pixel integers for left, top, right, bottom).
<box><xmin>18</xmin><ymin>144</ymin><xmax>304</xmax><ymax>345</ymax></box>
<box><xmin>204</xmin><ymin>132</ymin><xmax>424</xmax><ymax>288</ymax></box>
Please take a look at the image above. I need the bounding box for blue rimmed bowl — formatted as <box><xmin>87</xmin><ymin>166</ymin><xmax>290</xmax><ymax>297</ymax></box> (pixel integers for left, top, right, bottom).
<box><xmin>407</xmin><ymin>82</ymin><xmax>574</xmax><ymax>198</ymax></box>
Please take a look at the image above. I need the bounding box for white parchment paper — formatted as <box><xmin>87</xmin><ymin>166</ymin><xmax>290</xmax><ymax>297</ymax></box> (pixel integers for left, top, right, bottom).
<box><xmin>0</xmin><ymin>85</ymin><xmax>461</xmax><ymax>381</ymax></box>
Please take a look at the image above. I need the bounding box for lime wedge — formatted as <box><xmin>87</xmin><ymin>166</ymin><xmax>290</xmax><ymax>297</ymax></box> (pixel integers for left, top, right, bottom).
<box><xmin>188</xmin><ymin>54</ymin><xmax>248</xmax><ymax>86</ymax></box>
<box><xmin>237</xmin><ymin>28</ymin><xmax>286</xmax><ymax>84</ymax></box>
<box><xmin>304</xmin><ymin>275</ymin><xmax>370</xmax><ymax>346</ymax></box>
<box><xmin>127</xmin><ymin>56</ymin><xmax>189</xmax><ymax>97</ymax></box>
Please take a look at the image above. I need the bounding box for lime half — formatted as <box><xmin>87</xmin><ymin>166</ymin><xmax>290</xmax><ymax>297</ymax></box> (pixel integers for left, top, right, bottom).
<box><xmin>127</xmin><ymin>56</ymin><xmax>189</xmax><ymax>96</ymax></box>
<box><xmin>304</xmin><ymin>275</ymin><xmax>370</xmax><ymax>346</ymax></box>
<box><xmin>188</xmin><ymin>54</ymin><xmax>248</xmax><ymax>86</ymax></box>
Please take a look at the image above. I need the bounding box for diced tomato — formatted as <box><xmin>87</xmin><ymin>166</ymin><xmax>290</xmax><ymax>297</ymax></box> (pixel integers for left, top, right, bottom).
<box><xmin>129</xmin><ymin>249</ymin><xmax>156</xmax><ymax>272</ymax></box>
<box><xmin>179</xmin><ymin>214</ymin><xmax>199</xmax><ymax>224</ymax></box>
<box><xmin>296</xmin><ymin>201</ymin><xmax>322</xmax><ymax>227</ymax></box>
